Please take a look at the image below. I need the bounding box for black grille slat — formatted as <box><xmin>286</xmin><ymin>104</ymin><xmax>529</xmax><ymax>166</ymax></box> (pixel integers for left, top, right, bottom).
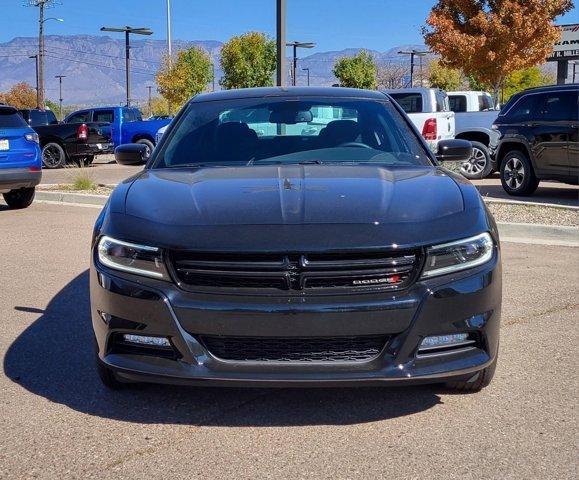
<box><xmin>171</xmin><ymin>250</ymin><xmax>420</xmax><ymax>293</ymax></box>
<box><xmin>200</xmin><ymin>335</ymin><xmax>388</xmax><ymax>362</ymax></box>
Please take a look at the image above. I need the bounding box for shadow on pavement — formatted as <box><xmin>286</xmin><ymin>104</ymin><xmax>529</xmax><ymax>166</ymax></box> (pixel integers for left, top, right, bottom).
<box><xmin>4</xmin><ymin>271</ymin><xmax>442</xmax><ymax>426</ymax></box>
<box><xmin>475</xmin><ymin>182</ymin><xmax>579</xmax><ymax>207</ymax></box>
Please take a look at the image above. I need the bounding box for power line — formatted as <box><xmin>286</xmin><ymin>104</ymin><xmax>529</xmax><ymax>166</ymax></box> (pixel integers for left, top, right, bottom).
<box><xmin>43</xmin><ymin>53</ymin><xmax>156</xmax><ymax>76</ymax></box>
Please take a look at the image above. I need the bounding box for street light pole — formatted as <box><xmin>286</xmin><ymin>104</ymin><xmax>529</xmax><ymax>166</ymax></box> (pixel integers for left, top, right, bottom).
<box><xmin>286</xmin><ymin>41</ymin><xmax>315</xmax><ymax>86</ymax></box>
<box><xmin>166</xmin><ymin>0</ymin><xmax>172</xmax><ymax>58</ymax></box>
<box><xmin>55</xmin><ymin>75</ymin><xmax>65</xmax><ymax>118</ymax></box>
<box><xmin>100</xmin><ymin>26</ymin><xmax>153</xmax><ymax>107</ymax></box>
<box><xmin>398</xmin><ymin>50</ymin><xmax>428</xmax><ymax>88</ymax></box>
<box><xmin>302</xmin><ymin>67</ymin><xmax>310</xmax><ymax>86</ymax></box>
<box><xmin>276</xmin><ymin>0</ymin><xmax>286</xmax><ymax>86</ymax></box>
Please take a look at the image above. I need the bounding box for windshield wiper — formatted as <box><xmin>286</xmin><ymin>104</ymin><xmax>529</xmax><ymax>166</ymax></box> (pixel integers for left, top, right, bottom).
<box><xmin>165</xmin><ymin>163</ymin><xmax>216</xmax><ymax>169</ymax></box>
<box><xmin>246</xmin><ymin>157</ymin><xmax>324</xmax><ymax>166</ymax></box>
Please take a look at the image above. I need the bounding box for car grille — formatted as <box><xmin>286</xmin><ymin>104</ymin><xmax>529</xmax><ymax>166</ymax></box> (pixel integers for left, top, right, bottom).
<box><xmin>200</xmin><ymin>335</ymin><xmax>389</xmax><ymax>362</ymax></box>
<box><xmin>170</xmin><ymin>250</ymin><xmax>421</xmax><ymax>294</ymax></box>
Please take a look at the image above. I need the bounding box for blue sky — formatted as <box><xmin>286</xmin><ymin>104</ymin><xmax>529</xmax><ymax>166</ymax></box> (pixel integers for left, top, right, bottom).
<box><xmin>1</xmin><ymin>0</ymin><xmax>577</xmax><ymax>52</ymax></box>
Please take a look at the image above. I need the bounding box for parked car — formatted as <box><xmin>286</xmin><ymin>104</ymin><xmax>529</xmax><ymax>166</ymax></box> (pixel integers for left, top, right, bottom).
<box><xmin>447</xmin><ymin>91</ymin><xmax>500</xmax><ymax>179</ymax></box>
<box><xmin>27</xmin><ymin>116</ymin><xmax>112</xmax><ymax>169</ymax></box>
<box><xmin>18</xmin><ymin>108</ymin><xmax>59</xmax><ymax>127</ymax></box>
<box><xmin>493</xmin><ymin>84</ymin><xmax>579</xmax><ymax>196</ymax></box>
<box><xmin>64</xmin><ymin>106</ymin><xmax>171</xmax><ymax>160</ymax></box>
<box><xmin>383</xmin><ymin>87</ymin><xmax>455</xmax><ymax>152</ymax></box>
<box><xmin>155</xmin><ymin>123</ymin><xmax>168</xmax><ymax>145</ymax></box>
<box><xmin>148</xmin><ymin>114</ymin><xmax>172</xmax><ymax>121</ymax></box>
<box><xmin>0</xmin><ymin>105</ymin><xmax>42</xmax><ymax>208</ymax></box>
<box><xmin>92</xmin><ymin>87</ymin><xmax>501</xmax><ymax>393</ymax></box>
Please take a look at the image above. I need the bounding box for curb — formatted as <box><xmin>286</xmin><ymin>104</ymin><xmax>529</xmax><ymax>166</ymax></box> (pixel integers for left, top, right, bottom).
<box><xmin>35</xmin><ymin>190</ymin><xmax>108</xmax><ymax>206</ymax></box>
<box><xmin>34</xmin><ymin>190</ymin><xmax>578</xmax><ymax>247</ymax></box>
<box><xmin>482</xmin><ymin>197</ymin><xmax>579</xmax><ymax>211</ymax></box>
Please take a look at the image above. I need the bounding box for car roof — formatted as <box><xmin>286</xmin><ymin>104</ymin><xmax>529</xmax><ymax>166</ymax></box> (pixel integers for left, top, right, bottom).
<box><xmin>191</xmin><ymin>86</ymin><xmax>388</xmax><ymax>103</ymax></box>
<box><xmin>519</xmin><ymin>83</ymin><xmax>578</xmax><ymax>94</ymax></box>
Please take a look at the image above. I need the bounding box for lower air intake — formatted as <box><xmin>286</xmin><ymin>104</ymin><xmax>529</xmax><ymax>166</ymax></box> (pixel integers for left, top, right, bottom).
<box><xmin>200</xmin><ymin>335</ymin><xmax>388</xmax><ymax>363</ymax></box>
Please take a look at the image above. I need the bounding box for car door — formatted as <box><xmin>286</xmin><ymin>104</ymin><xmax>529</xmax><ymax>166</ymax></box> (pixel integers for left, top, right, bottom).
<box><xmin>567</xmin><ymin>90</ymin><xmax>578</xmax><ymax>180</ymax></box>
<box><xmin>529</xmin><ymin>91</ymin><xmax>575</xmax><ymax>177</ymax></box>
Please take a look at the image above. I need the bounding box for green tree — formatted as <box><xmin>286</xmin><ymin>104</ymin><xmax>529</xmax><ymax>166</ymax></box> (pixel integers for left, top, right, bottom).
<box><xmin>333</xmin><ymin>50</ymin><xmax>377</xmax><ymax>89</ymax></box>
<box><xmin>156</xmin><ymin>46</ymin><xmax>213</xmax><ymax>106</ymax></box>
<box><xmin>45</xmin><ymin>99</ymin><xmax>60</xmax><ymax>118</ymax></box>
<box><xmin>501</xmin><ymin>66</ymin><xmax>554</xmax><ymax>103</ymax></box>
<box><xmin>219</xmin><ymin>32</ymin><xmax>276</xmax><ymax>89</ymax></box>
<box><xmin>427</xmin><ymin>60</ymin><xmax>463</xmax><ymax>90</ymax></box>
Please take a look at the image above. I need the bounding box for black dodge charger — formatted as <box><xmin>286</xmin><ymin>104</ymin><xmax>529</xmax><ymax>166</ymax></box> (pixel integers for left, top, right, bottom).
<box><xmin>91</xmin><ymin>87</ymin><xmax>501</xmax><ymax>392</ymax></box>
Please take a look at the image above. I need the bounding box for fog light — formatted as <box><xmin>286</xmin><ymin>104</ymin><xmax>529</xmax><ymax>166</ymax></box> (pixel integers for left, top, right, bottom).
<box><xmin>420</xmin><ymin>333</ymin><xmax>469</xmax><ymax>349</ymax></box>
<box><xmin>122</xmin><ymin>334</ymin><xmax>171</xmax><ymax>348</ymax></box>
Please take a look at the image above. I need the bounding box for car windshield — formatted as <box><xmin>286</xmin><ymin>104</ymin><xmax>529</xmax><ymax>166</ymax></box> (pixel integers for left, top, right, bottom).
<box><xmin>153</xmin><ymin>97</ymin><xmax>431</xmax><ymax>168</ymax></box>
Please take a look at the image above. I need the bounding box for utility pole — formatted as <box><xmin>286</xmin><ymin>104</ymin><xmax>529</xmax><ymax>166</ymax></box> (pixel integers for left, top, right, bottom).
<box><xmin>38</xmin><ymin>0</ymin><xmax>45</xmax><ymax>109</ymax></box>
<box><xmin>29</xmin><ymin>55</ymin><xmax>39</xmax><ymax>100</ymax></box>
<box><xmin>286</xmin><ymin>41</ymin><xmax>315</xmax><ymax>86</ymax></box>
<box><xmin>55</xmin><ymin>75</ymin><xmax>65</xmax><ymax>118</ymax></box>
<box><xmin>100</xmin><ymin>26</ymin><xmax>153</xmax><ymax>107</ymax></box>
<box><xmin>276</xmin><ymin>0</ymin><xmax>286</xmax><ymax>86</ymax></box>
<box><xmin>27</xmin><ymin>1</ymin><xmax>62</xmax><ymax>109</ymax></box>
<box><xmin>398</xmin><ymin>50</ymin><xmax>428</xmax><ymax>87</ymax></box>
<box><xmin>147</xmin><ymin>86</ymin><xmax>153</xmax><ymax>116</ymax></box>
<box><xmin>302</xmin><ymin>67</ymin><xmax>310</xmax><ymax>86</ymax></box>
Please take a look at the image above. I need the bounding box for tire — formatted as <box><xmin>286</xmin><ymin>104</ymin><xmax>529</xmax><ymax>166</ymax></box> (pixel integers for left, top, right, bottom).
<box><xmin>135</xmin><ymin>139</ymin><xmax>154</xmax><ymax>160</ymax></box>
<box><xmin>445</xmin><ymin>355</ymin><xmax>497</xmax><ymax>392</ymax></box>
<box><xmin>42</xmin><ymin>142</ymin><xmax>67</xmax><ymax>169</ymax></box>
<box><xmin>500</xmin><ymin>150</ymin><xmax>539</xmax><ymax>196</ymax></box>
<box><xmin>96</xmin><ymin>356</ymin><xmax>124</xmax><ymax>390</ymax></box>
<box><xmin>3</xmin><ymin>187</ymin><xmax>35</xmax><ymax>209</ymax></box>
<box><xmin>460</xmin><ymin>141</ymin><xmax>493</xmax><ymax>179</ymax></box>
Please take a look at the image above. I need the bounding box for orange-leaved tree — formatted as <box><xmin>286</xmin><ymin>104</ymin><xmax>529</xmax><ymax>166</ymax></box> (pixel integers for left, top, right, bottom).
<box><xmin>423</xmin><ymin>0</ymin><xmax>574</xmax><ymax>101</ymax></box>
<box><xmin>0</xmin><ymin>82</ymin><xmax>37</xmax><ymax>109</ymax></box>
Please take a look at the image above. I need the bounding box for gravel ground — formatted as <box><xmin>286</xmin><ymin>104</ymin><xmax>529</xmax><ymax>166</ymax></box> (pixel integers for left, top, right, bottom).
<box><xmin>487</xmin><ymin>202</ymin><xmax>578</xmax><ymax>226</ymax></box>
<box><xmin>38</xmin><ymin>184</ymin><xmax>113</xmax><ymax>196</ymax></box>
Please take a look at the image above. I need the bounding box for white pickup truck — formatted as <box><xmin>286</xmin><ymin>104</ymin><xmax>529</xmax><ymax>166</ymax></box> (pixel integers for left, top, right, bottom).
<box><xmin>383</xmin><ymin>87</ymin><xmax>455</xmax><ymax>152</ymax></box>
<box><xmin>447</xmin><ymin>90</ymin><xmax>500</xmax><ymax>179</ymax></box>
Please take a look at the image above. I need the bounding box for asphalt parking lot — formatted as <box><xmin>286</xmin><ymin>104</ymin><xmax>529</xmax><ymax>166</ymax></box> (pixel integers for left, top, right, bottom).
<box><xmin>0</xmin><ymin>201</ymin><xmax>577</xmax><ymax>479</ymax></box>
<box><xmin>41</xmin><ymin>156</ymin><xmax>579</xmax><ymax>207</ymax></box>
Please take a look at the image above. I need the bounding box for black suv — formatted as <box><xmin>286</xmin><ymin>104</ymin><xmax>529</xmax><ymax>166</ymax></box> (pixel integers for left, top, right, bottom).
<box><xmin>493</xmin><ymin>84</ymin><xmax>578</xmax><ymax>196</ymax></box>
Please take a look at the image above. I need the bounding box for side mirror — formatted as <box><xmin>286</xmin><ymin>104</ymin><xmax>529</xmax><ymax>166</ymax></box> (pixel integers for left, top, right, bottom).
<box><xmin>436</xmin><ymin>139</ymin><xmax>472</xmax><ymax>163</ymax></box>
<box><xmin>115</xmin><ymin>144</ymin><xmax>148</xmax><ymax>165</ymax></box>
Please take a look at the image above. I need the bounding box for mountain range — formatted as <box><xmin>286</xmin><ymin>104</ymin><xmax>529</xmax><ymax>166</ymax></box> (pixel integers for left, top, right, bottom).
<box><xmin>0</xmin><ymin>35</ymin><xmax>431</xmax><ymax>105</ymax></box>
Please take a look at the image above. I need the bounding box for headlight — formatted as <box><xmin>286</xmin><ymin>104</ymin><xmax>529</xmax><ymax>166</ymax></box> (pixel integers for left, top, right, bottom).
<box><xmin>97</xmin><ymin>236</ymin><xmax>169</xmax><ymax>279</ymax></box>
<box><xmin>24</xmin><ymin>133</ymin><xmax>39</xmax><ymax>144</ymax></box>
<box><xmin>421</xmin><ymin>232</ymin><xmax>494</xmax><ymax>278</ymax></box>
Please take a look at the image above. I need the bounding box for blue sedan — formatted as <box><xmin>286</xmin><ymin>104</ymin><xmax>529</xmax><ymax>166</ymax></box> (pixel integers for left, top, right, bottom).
<box><xmin>0</xmin><ymin>105</ymin><xmax>42</xmax><ymax>209</ymax></box>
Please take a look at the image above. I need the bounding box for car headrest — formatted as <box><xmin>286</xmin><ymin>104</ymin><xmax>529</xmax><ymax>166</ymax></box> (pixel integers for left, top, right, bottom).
<box><xmin>318</xmin><ymin>120</ymin><xmax>361</xmax><ymax>145</ymax></box>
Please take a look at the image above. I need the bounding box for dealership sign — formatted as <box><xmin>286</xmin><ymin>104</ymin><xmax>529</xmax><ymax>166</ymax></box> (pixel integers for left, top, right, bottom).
<box><xmin>548</xmin><ymin>24</ymin><xmax>579</xmax><ymax>60</ymax></box>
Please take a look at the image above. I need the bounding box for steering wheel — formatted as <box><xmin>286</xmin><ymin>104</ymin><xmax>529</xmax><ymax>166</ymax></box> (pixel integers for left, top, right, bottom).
<box><xmin>338</xmin><ymin>142</ymin><xmax>372</xmax><ymax>149</ymax></box>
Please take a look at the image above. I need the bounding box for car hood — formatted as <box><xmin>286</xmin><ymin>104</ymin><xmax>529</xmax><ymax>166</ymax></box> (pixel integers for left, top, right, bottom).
<box><xmin>108</xmin><ymin>165</ymin><xmax>488</xmax><ymax>251</ymax></box>
<box><xmin>126</xmin><ymin>165</ymin><xmax>464</xmax><ymax>224</ymax></box>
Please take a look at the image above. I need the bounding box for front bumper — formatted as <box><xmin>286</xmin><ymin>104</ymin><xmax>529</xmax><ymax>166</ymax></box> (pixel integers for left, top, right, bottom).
<box><xmin>0</xmin><ymin>168</ymin><xmax>42</xmax><ymax>193</ymax></box>
<box><xmin>91</xmin><ymin>253</ymin><xmax>501</xmax><ymax>387</ymax></box>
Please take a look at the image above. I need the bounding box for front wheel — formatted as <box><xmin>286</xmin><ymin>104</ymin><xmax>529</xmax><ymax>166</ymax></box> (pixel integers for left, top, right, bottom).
<box><xmin>460</xmin><ymin>141</ymin><xmax>493</xmax><ymax>179</ymax></box>
<box><xmin>500</xmin><ymin>150</ymin><xmax>539</xmax><ymax>196</ymax></box>
<box><xmin>135</xmin><ymin>139</ymin><xmax>154</xmax><ymax>161</ymax></box>
<box><xmin>42</xmin><ymin>142</ymin><xmax>67</xmax><ymax>169</ymax></box>
<box><xmin>96</xmin><ymin>356</ymin><xmax>124</xmax><ymax>390</ymax></box>
<box><xmin>445</xmin><ymin>356</ymin><xmax>497</xmax><ymax>392</ymax></box>
<box><xmin>3</xmin><ymin>187</ymin><xmax>35</xmax><ymax>209</ymax></box>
